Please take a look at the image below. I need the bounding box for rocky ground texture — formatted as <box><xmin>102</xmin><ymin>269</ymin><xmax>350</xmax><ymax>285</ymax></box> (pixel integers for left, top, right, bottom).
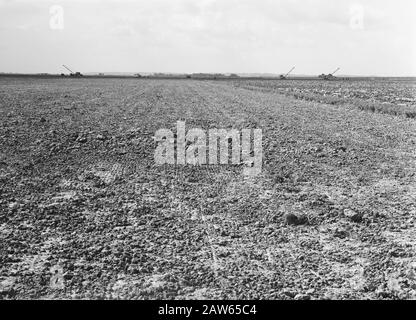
<box><xmin>0</xmin><ymin>77</ymin><xmax>416</xmax><ymax>299</ymax></box>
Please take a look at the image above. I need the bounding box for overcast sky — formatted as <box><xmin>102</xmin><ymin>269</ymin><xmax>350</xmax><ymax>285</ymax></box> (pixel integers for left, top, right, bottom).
<box><xmin>0</xmin><ymin>0</ymin><xmax>415</xmax><ymax>76</ymax></box>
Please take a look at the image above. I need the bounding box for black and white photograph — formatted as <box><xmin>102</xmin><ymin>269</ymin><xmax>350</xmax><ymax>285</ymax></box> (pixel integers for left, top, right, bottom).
<box><xmin>0</xmin><ymin>0</ymin><xmax>415</xmax><ymax>306</ymax></box>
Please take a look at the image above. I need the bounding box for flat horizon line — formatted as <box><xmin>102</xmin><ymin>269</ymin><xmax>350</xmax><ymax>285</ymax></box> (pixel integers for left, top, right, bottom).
<box><xmin>1</xmin><ymin>72</ymin><xmax>416</xmax><ymax>79</ymax></box>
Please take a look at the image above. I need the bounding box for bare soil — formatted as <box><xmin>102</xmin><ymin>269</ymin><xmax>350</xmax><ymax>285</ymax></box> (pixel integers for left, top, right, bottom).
<box><xmin>1</xmin><ymin>78</ymin><xmax>415</xmax><ymax>299</ymax></box>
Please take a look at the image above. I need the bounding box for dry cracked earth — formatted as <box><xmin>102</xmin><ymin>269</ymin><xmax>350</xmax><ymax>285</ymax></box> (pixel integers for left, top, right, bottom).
<box><xmin>0</xmin><ymin>78</ymin><xmax>416</xmax><ymax>299</ymax></box>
